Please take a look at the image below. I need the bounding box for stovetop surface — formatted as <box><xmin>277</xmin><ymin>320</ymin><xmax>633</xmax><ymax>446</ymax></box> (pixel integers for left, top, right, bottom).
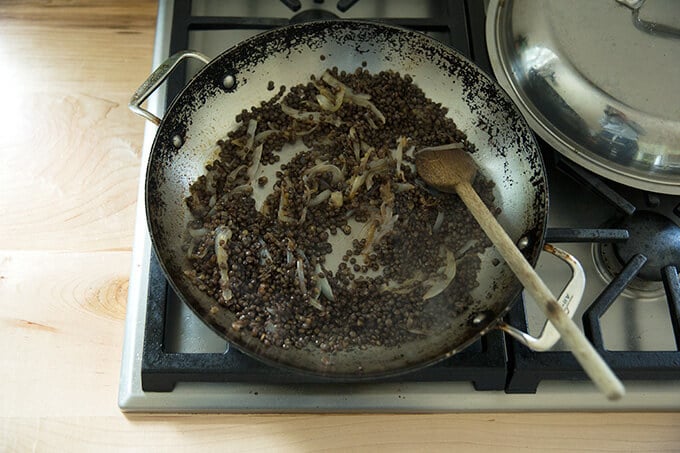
<box><xmin>118</xmin><ymin>0</ymin><xmax>680</xmax><ymax>412</ymax></box>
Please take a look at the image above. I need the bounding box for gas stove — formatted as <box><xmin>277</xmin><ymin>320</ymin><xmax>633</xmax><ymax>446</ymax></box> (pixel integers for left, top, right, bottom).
<box><xmin>118</xmin><ymin>0</ymin><xmax>680</xmax><ymax>412</ymax></box>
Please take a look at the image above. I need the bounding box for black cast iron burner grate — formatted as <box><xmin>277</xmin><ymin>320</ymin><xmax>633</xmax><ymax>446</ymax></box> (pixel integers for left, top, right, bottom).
<box><xmin>141</xmin><ymin>0</ymin><xmax>680</xmax><ymax>394</ymax></box>
<box><xmin>142</xmin><ymin>0</ymin><xmax>506</xmax><ymax>393</ymax></box>
<box><xmin>505</xmin><ymin>155</ymin><xmax>680</xmax><ymax>394</ymax></box>
<box><xmin>165</xmin><ymin>0</ymin><xmax>484</xmax><ymax>101</ymax></box>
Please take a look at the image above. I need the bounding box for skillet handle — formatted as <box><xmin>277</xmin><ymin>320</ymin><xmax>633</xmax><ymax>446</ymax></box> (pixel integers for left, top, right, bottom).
<box><xmin>129</xmin><ymin>50</ymin><xmax>211</xmax><ymax>125</ymax></box>
<box><xmin>497</xmin><ymin>244</ymin><xmax>585</xmax><ymax>351</ymax></box>
<box><xmin>615</xmin><ymin>0</ymin><xmax>680</xmax><ymax>39</ymax></box>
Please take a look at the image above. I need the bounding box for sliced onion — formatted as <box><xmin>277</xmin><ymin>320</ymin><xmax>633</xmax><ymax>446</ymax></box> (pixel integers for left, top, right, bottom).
<box><xmin>381</xmin><ymin>272</ymin><xmax>425</xmax><ymax>294</ymax></box>
<box><xmin>379</xmin><ymin>181</ymin><xmax>394</xmax><ymax>206</ymax></box>
<box><xmin>320</xmin><ymin>71</ymin><xmax>345</xmax><ymax>90</ymax></box>
<box><xmin>294</xmin><ymin>125</ymin><xmax>319</xmax><ymax>136</ymax></box>
<box><xmin>349</xmin><ymin>126</ymin><xmax>361</xmax><ymax>161</ymax></box>
<box><xmin>321</xmin><ymin>70</ymin><xmax>385</xmax><ymax>123</ymax></box>
<box><xmin>329</xmin><ymin>191</ymin><xmax>343</xmax><ymax>208</ymax></box>
<box><xmin>423</xmin><ymin>249</ymin><xmax>457</xmax><ymax>300</ymax></box>
<box><xmin>185</xmin><ymin>241</ymin><xmax>197</xmax><ymax>259</ymax></box>
<box><xmin>205</xmin><ymin>171</ymin><xmax>217</xmax><ymax>195</ymax></box>
<box><xmin>303</xmin><ymin>163</ymin><xmax>344</xmax><ymax>185</ymax></box>
<box><xmin>456</xmin><ymin>239</ymin><xmax>478</xmax><ymax>258</ymax></box>
<box><xmin>350</xmin><ymin>92</ymin><xmax>371</xmax><ymax>101</ymax></box>
<box><xmin>416</xmin><ymin>143</ymin><xmax>464</xmax><ymax>154</ymax></box>
<box><xmin>348</xmin><ymin>172</ymin><xmax>367</xmax><ymax>199</ymax></box>
<box><xmin>309</xmin><ymin>189</ymin><xmax>331</xmax><ymax>206</ymax></box>
<box><xmin>358</xmin><ymin>146</ymin><xmax>373</xmax><ymax>172</ymax></box>
<box><xmin>254</xmin><ymin>129</ymin><xmax>278</xmax><ymax>143</ymax></box>
<box><xmin>277</xmin><ymin>180</ymin><xmax>295</xmax><ymax>223</ymax></box>
<box><xmin>227</xmin><ymin>164</ymin><xmax>248</xmax><ymax>183</ymax></box>
<box><xmin>365</xmin><ymin>115</ymin><xmax>378</xmax><ymax>130</ymax></box>
<box><xmin>296</xmin><ymin>257</ymin><xmax>307</xmax><ymax>295</ymax></box>
<box><xmin>369</xmin><ymin>159</ymin><xmax>392</xmax><ymax>175</ymax></box>
<box><xmin>214</xmin><ymin>226</ymin><xmax>234</xmax><ymax>302</ymax></box>
<box><xmin>246</xmin><ymin>144</ymin><xmax>263</xmax><ymax>181</ymax></box>
<box><xmin>367</xmin><ymin>157</ymin><xmax>390</xmax><ymax>170</ymax></box>
<box><xmin>316</xmin><ymin>93</ymin><xmax>333</xmax><ymax>110</ymax></box>
<box><xmin>394</xmin><ymin>183</ymin><xmax>415</xmax><ymax>193</ymax></box>
<box><xmin>231</xmin><ymin>184</ymin><xmax>253</xmax><ymax>195</ymax></box>
<box><xmin>407</xmin><ymin>328</ymin><xmax>427</xmax><ymax>336</ymax></box>
<box><xmin>363</xmin><ymin>220</ymin><xmax>378</xmax><ymax>253</ymax></box>
<box><xmin>315</xmin><ymin>263</ymin><xmax>335</xmax><ymax>302</ymax></box>
<box><xmin>315</xmin><ymin>85</ymin><xmax>345</xmax><ymax>112</ymax></box>
<box><xmin>281</xmin><ymin>102</ymin><xmax>321</xmax><ymax>123</ymax></box>
<box><xmin>245</xmin><ymin>119</ymin><xmax>257</xmax><ymax>150</ymax></box>
<box><xmin>258</xmin><ymin>239</ymin><xmax>273</xmax><ymax>265</ymax></box>
<box><xmin>393</xmin><ymin>136</ymin><xmax>407</xmax><ymax>180</ymax></box>
<box><xmin>433</xmin><ymin>211</ymin><xmax>445</xmax><ymax>233</ymax></box>
<box><xmin>308</xmin><ymin>298</ymin><xmax>324</xmax><ymax>311</ymax></box>
<box><xmin>365</xmin><ymin>172</ymin><xmax>376</xmax><ymax>191</ymax></box>
<box><xmin>206</xmin><ymin>199</ymin><xmax>221</xmax><ymax>217</ymax></box>
<box><xmin>365</xmin><ymin>158</ymin><xmax>392</xmax><ymax>190</ymax></box>
<box><xmin>334</xmin><ymin>86</ymin><xmax>346</xmax><ymax>111</ymax></box>
<box><xmin>188</xmin><ymin>227</ymin><xmax>208</xmax><ymax>239</ymax></box>
<box><xmin>350</xmin><ymin>95</ymin><xmax>386</xmax><ymax>124</ymax></box>
<box><xmin>372</xmin><ymin>205</ymin><xmax>398</xmax><ymax>247</ymax></box>
<box><xmin>281</xmin><ymin>102</ymin><xmax>342</xmax><ymax>126</ymax></box>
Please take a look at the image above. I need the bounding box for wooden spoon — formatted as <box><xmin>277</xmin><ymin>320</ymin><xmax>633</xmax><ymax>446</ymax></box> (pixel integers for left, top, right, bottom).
<box><xmin>416</xmin><ymin>148</ymin><xmax>625</xmax><ymax>400</ymax></box>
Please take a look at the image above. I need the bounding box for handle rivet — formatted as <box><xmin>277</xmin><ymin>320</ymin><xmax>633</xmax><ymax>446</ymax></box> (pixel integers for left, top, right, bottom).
<box><xmin>517</xmin><ymin>236</ymin><xmax>529</xmax><ymax>250</ymax></box>
<box><xmin>172</xmin><ymin>135</ymin><xmax>183</xmax><ymax>148</ymax></box>
<box><xmin>223</xmin><ymin>74</ymin><xmax>235</xmax><ymax>89</ymax></box>
<box><xmin>472</xmin><ymin>313</ymin><xmax>486</xmax><ymax>325</ymax></box>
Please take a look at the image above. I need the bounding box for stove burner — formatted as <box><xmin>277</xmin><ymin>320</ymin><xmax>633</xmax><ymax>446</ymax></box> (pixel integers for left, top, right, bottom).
<box><xmin>289</xmin><ymin>9</ymin><xmax>339</xmax><ymax>23</ymax></box>
<box><xmin>614</xmin><ymin>211</ymin><xmax>680</xmax><ymax>281</ymax></box>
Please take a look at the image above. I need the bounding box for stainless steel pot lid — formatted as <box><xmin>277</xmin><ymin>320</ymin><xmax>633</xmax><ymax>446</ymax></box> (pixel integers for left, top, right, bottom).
<box><xmin>486</xmin><ymin>0</ymin><xmax>680</xmax><ymax>194</ymax></box>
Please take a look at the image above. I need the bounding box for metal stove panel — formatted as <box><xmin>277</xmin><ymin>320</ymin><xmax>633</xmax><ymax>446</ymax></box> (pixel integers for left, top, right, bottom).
<box><xmin>118</xmin><ymin>0</ymin><xmax>680</xmax><ymax>412</ymax></box>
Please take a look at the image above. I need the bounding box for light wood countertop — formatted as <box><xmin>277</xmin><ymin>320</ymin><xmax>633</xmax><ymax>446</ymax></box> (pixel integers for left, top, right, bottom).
<box><xmin>1</xmin><ymin>1</ymin><xmax>678</xmax><ymax>451</ymax></box>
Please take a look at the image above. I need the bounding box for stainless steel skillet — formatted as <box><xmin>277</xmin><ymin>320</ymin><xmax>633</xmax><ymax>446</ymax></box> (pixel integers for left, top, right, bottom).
<box><xmin>130</xmin><ymin>20</ymin><xmax>602</xmax><ymax>386</ymax></box>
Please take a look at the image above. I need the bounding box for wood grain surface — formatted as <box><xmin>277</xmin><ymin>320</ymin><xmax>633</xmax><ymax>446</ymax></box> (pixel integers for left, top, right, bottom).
<box><xmin>1</xmin><ymin>1</ymin><xmax>679</xmax><ymax>451</ymax></box>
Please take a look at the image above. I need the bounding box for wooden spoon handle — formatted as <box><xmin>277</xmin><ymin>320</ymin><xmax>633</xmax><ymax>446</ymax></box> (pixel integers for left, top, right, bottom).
<box><xmin>456</xmin><ymin>182</ymin><xmax>625</xmax><ymax>400</ymax></box>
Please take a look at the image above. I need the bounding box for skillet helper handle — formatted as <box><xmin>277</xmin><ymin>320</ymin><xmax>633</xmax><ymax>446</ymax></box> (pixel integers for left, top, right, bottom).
<box><xmin>615</xmin><ymin>0</ymin><xmax>680</xmax><ymax>39</ymax></box>
<box><xmin>498</xmin><ymin>244</ymin><xmax>586</xmax><ymax>352</ymax></box>
<box><xmin>129</xmin><ymin>50</ymin><xmax>211</xmax><ymax>125</ymax></box>
<box><xmin>456</xmin><ymin>182</ymin><xmax>625</xmax><ymax>400</ymax></box>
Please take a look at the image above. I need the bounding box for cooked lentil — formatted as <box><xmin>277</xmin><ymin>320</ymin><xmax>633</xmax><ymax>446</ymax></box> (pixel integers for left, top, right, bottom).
<box><xmin>183</xmin><ymin>67</ymin><xmax>498</xmax><ymax>353</ymax></box>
